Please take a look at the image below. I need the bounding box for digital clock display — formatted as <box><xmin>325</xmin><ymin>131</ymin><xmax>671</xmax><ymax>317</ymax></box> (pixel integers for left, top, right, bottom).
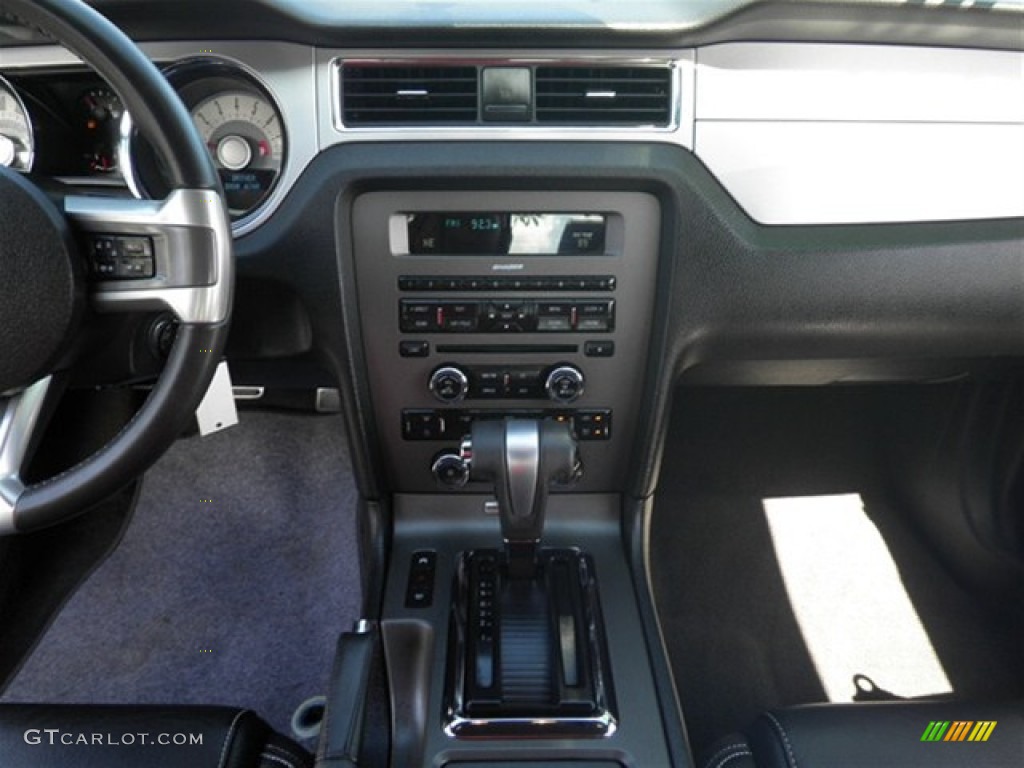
<box><xmin>406</xmin><ymin>212</ymin><xmax>606</xmax><ymax>256</ymax></box>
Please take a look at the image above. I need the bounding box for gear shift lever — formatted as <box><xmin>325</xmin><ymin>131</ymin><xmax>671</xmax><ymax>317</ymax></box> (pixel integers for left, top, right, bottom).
<box><xmin>468</xmin><ymin>418</ymin><xmax>579</xmax><ymax>578</ymax></box>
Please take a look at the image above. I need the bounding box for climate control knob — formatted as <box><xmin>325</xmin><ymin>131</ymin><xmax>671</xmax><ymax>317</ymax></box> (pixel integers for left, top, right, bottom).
<box><xmin>545</xmin><ymin>365</ymin><xmax>585</xmax><ymax>404</ymax></box>
<box><xmin>429</xmin><ymin>365</ymin><xmax>469</xmax><ymax>404</ymax></box>
<box><xmin>431</xmin><ymin>451</ymin><xmax>470</xmax><ymax>488</ymax></box>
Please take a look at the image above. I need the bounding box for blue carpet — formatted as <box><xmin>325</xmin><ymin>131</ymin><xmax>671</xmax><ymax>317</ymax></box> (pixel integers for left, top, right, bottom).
<box><xmin>1</xmin><ymin>410</ymin><xmax>361</xmax><ymax>742</ymax></box>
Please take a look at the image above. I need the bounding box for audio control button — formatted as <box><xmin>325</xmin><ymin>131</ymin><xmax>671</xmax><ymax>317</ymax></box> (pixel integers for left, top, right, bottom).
<box><xmin>584</xmin><ymin>340</ymin><xmax>614</xmax><ymax>357</ymax></box>
<box><xmin>400</xmin><ymin>340</ymin><xmax>430</xmax><ymax>357</ymax></box>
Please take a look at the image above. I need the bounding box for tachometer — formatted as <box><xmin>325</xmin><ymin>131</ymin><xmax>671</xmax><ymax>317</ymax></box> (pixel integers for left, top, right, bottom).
<box><xmin>0</xmin><ymin>75</ymin><xmax>34</xmax><ymax>171</ymax></box>
<box><xmin>190</xmin><ymin>90</ymin><xmax>284</xmax><ymax>217</ymax></box>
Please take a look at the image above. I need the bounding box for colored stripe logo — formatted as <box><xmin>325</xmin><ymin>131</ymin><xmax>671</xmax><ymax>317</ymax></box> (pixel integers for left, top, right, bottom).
<box><xmin>921</xmin><ymin>721</ymin><xmax>997</xmax><ymax>742</ymax></box>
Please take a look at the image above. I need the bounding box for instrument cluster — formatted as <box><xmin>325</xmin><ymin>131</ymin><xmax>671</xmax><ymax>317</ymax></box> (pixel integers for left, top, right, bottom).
<box><xmin>0</xmin><ymin>71</ymin><xmax>124</xmax><ymax>178</ymax></box>
<box><xmin>0</xmin><ymin>57</ymin><xmax>286</xmax><ymax>224</ymax></box>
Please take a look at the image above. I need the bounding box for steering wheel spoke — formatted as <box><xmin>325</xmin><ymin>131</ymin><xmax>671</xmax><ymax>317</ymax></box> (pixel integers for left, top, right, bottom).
<box><xmin>66</xmin><ymin>190</ymin><xmax>232</xmax><ymax>324</ymax></box>
<box><xmin>0</xmin><ymin>378</ymin><xmax>54</xmax><ymax>535</ymax></box>
<box><xmin>0</xmin><ymin>0</ymin><xmax>232</xmax><ymax>535</ymax></box>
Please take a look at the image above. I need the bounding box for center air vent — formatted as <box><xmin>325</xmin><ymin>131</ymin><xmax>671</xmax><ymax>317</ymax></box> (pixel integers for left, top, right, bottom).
<box><xmin>535</xmin><ymin>66</ymin><xmax>673</xmax><ymax>126</ymax></box>
<box><xmin>341</xmin><ymin>64</ymin><xmax>479</xmax><ymax>125</ymax></box>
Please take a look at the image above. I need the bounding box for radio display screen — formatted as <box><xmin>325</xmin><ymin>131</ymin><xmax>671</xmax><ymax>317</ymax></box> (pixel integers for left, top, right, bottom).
<box><xmin>405</xmin><ymin>213</ymin><xmax>606</xmax><ymax>256</ymax></box>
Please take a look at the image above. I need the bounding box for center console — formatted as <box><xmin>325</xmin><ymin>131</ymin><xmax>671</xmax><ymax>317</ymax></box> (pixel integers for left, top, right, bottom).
<box><xmin>341</xmin><ymin>189</ymin><xmax>672</xmax><ymax>766</ymax></box>
<box><xmin>351</xmin><ymin>190</ymin><xmax>660</xmax><ymax>494</ymax></box>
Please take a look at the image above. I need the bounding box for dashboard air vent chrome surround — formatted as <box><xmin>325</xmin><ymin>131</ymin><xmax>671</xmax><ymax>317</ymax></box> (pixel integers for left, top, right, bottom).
<box><xmin>341</xmin><ymin>64</ymin><xmax>479</xmax><ymax>125</ymax></box>
<box><xmin>535</xmin><ymin>66</ymin><xmax>673</xmax><ymax>126</ymax></box>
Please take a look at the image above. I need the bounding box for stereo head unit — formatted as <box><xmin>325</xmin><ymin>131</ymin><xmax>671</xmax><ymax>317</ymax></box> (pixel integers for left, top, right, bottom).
<box><xmin>396</xmin><ymin>212</ymin><xmax>607</xmax><ymax>256</ymax></box>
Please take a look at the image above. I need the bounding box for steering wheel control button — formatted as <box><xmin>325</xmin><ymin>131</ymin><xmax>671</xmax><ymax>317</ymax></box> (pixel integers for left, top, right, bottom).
<box><xmin>405</xmin><ymin>550</ymin><xmax>437</xmax><ymax>608</ymax></box>
<box><xmin>429</xmin><ymin>365</ymin><xmax>469</xmax><ymax>403</ymax></box>
<box><xmin>545</xmin><ymin>365</ymin><xmax>585</xmax><ymax>404</ymax></box>
<box><xmin>85</xmin><ymin>234</ymin><xmax>155</xmax><ymax>279</ymax></box>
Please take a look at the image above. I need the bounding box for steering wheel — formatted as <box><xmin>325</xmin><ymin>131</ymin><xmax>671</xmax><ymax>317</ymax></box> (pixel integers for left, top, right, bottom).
<box><xmin>0</xmin><ymin>0</ymin><xmax>232</xmax><ymax>534</ymax></box>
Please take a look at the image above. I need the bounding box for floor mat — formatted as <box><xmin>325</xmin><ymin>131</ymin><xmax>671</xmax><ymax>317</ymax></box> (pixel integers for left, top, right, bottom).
<box><xmin>1</xmin><ymin>410</ymin><xmax>361</xmax><ymax>741</ymax></box>
<box><xmin>650</xmin><ymin>388</ymin><xmax>1024</xmax><ymax>756</ymax></box>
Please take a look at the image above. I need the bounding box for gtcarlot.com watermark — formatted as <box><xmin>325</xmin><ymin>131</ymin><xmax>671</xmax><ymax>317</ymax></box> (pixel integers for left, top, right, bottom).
<box><xmin>24</xmin><ymin>729</ymin><xmax>203</xmax><ymax>747</ymax></box>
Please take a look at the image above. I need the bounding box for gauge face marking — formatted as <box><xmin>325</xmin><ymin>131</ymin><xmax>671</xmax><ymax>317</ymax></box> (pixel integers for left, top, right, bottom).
<box><xmin>0</xmin><ymin>76</ymin><xmax>35</xmax><ymax>171</ymax></box>
<box><xmin>191</xmin><ymin>91</ymin><xmax>284</xmax><ymax>159</ymax></box>
<box><xmin>189</xmin><ymin>90</ymin><xmax>285</xmax><ymax>217</ymax></box>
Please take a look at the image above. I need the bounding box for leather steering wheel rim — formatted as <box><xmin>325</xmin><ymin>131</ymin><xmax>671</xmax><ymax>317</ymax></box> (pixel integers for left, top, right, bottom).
<box><xmin>0</xmin><ymin>0</ymin><xmax>233</xmax><ymax>533</ymax></box>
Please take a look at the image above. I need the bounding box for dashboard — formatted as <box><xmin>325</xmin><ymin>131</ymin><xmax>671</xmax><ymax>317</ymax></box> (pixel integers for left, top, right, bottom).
<box><xmin>1</xmin><ymin>2</ymin><xmax>1023</xmax><ymax>766</ymax></box>
<box><xmin>1</xmin><ymin>0</ymin><xmax>1023</xmax><ymax>493</ymax></box>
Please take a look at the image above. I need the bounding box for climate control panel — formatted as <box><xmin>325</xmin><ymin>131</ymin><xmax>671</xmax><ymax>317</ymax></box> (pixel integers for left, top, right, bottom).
<box><xmin>427</xmin><ymin>363</ymin><xmax>585</xmax><ymax>404</ymax></box>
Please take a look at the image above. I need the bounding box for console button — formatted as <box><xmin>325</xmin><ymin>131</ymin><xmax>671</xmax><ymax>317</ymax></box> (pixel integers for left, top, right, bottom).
<box><xmin>574</xmin><ymin>410</ymin><xmax>612</xmax><ymax>440</ymax></box>
<box><xmin>475</xmin><ymin>369</ymin><xmax>504</xmax><ymax>398</ymax></box>
<box><xmin>537</xmin><ymin>302</ymin><xmax>573</xmax><ymax>331</ymax></box>
<box><xmin>584</xmin><ymin>340</ymin><xmax>614</xmax><ymax>357</ymax></box>
<box><xmin>574</xmin><ymin>300</ymin><xmax>615</xmax><ymax>332</ymax></box>
<box><xmin>400</xmin><ymin>300</ymin><xmax>439</xmax><ymax>332</ymax></box>
<box><xmin>538</xmin><ymin>317</ymin><xmax>571</xmax><ymax>331</ymax></box>
<box><xmin>443</xmin><ymin>302</ymin><xmax>480</xmax><ymax>332</ymax></box>
<box><xmin>398</xmin><ymin>276</ymin><xmax>421</xmax><ymax>291</ymax></box>
<box><xmin>507</xmin><ymin>369</ymin><xmax>542</xmax><ymax>398</ymax></box>
<box><xmin>577</xmin><ymin>317</ymin><xmax>609</xmax><ymax>332</ymax></box>
<box><xmin>405</xmin><ymin>550</ymin><xmax>437</xmax><ymax>608</ymax></box>
<box><xmin>400</xmin><ymin>340</ymin><xmax>430</xmax><ymax>357</ymax></box>
<box><xmin>402</xmin><ymin>410</ymin><xmax>446</xmax><ymax>440</ymax></box>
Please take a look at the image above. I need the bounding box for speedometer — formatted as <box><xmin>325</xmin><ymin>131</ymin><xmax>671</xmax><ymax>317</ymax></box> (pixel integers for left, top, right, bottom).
<box><xmin>0</xmin><ymin>75</ymin><xmax>34</xmax><ymax>171</ymax></box>
<box><xmin>190</xmin><ymin>90</ymin><xmax>284</xmax><ymax>217</ymax></box>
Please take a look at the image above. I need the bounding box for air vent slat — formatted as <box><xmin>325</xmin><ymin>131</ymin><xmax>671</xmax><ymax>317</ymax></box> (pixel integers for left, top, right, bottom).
<box><xmin>342</xmin><ymin>64</ymin><xmax>479</xmax><ymax>125</ymax></box>
<box><xmin>535</xmin><ymin>65</ymin><xmax>673</xmax><ymax>126</ymax></box>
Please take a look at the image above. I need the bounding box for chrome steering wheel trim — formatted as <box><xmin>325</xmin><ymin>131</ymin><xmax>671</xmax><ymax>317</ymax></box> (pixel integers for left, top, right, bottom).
<box><xmin>0</xmin><ymin>0</ymin><xmax>233</xmax><ymax>534</ymax></box>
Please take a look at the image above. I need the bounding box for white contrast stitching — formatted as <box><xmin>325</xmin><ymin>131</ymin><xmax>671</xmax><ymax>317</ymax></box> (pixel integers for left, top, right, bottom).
<box><xmin>264</xmin><ymin>742</ymin><xmax>308</xmax><ymax>765</ymax></box>
<box><xmin>713</xmin><ymin>749</ymin><xmax>754</xmax><ymax>768</ymax></box>
<box><xmin>764</xmin><ymin>711</ymin><xmax>799</xmax><ymax>768</ymax></box>
<box><xmin>704</xmin><ymin>742</ymin><xmax>750</xmax><ymax>768</ymax></box>
<box><xmin>261</xmin><ymin>754</ymin><xmax>299</xmax><ymax>768</ymax></box>
<box><xmin>217</xmin><ymin>710</ymin><xmax>249</xmax><ymax>768</ymax></box>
